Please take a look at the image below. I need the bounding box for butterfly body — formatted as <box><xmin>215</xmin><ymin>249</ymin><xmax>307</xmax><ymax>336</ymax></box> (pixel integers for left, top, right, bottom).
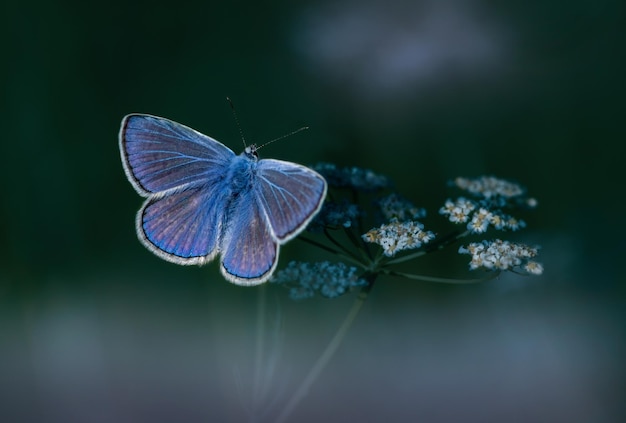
<box><xmin>225</xmin><ymin>148</ymin><xmax>257</xmax><ymax>195</ymax></box>
<box><xmin>119</xmin><ymin>114</ymin><xmax>327</xmax><ymax>285</ymax></box>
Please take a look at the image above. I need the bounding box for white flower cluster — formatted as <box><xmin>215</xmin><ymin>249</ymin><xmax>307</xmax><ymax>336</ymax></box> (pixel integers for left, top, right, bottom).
<box><xmin>313</xmin><ymin>163</ymin><xmax>391</xmax><ymax>191</ymax></box>
<box><xmin>454</xmin><ymin>176</ymin><xmax>524</xmax><ymax>198</ymax></box>
<box><xmin>309</xmin><ymin>199</ymin><xmax>361</xmax><ymax>231</ymax></box>
<box><xmin>459</xmin><ymin>239</ymin><xmax>543</xmax><ymax>275</ymax></box>
<box><xmin>439</xmin><ymin>198</ymin><xmax>526</xmax><ymax>233</ymax></box>
<box><xmin>271</xmin><ymin>261</ymin><xmax>367</xmax><ymax>299</ymax></box>
<box><xmin>363</xmin><ymin>219</ymin><xmax>435</xmax><ymax>257</ymax></box>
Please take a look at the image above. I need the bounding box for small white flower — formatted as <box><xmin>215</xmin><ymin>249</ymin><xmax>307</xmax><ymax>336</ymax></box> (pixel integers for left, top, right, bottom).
<box><xmin>468</xmin><ymin>208</ymin><xmax>492</xmax><ymax>233</ymax></box>
<box><xmin>524</xmin><ymin>261</ymin><xmax>544</xmax><ymax>275</ymax></box>
<box><xmin>505</xmin><ymin>216</ymin><xmax>526</xmax><ymax>231</ymax></box>
<box><xmin>439</xmin><ymin>199</ymin><xmax>456</xmax><ymax>215</ymax></box>
<box><xmin>440</xmin><ymin>197</ymin><xmax>476</xmax><ymax>224</ymax></box>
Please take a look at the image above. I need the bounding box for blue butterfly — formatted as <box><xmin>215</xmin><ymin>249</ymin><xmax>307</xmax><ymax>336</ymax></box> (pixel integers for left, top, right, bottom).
<box><xmin>119</xmin><ymin>114</ymin><xmax>327</xmax><ymax>285</ymax></box>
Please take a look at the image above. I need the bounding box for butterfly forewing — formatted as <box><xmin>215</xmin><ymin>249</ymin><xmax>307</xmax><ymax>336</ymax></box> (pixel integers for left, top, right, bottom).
<box><xmin>120</xmin><ymin>114</ymin><xmax>234</xmax><ymax>195</ymax></box>
<box><xmin>256</xmin><ymin>159</ymin><xmax>327</xmax><ymax>241</ymax></box>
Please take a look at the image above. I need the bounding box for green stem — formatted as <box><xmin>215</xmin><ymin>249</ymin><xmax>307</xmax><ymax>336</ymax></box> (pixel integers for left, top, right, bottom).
<box><xmin>324</xmin><ymin>228</ymin><xmax>363</xmax><ymax>263</ymax></box>
<box><xmin>385</xmin><ymin>250</ymin><xmax>427</xmax><ymax>265</ymax></box>
<box><xmin>298</xmin><ymin>235</ymin><xmax>342</xmax><ymax>255</ymax></box>
<box><xmin>387</xmin><ymin>269</ymin><xmax>501</xmax><ymax>284</ymax></box>
<box><xmin>427</xmin><ymin>229</ymin><xmax>470</xmax><ymax>252</ymax></box>
<box><xmin>252</xmin><ymin>284</ymin><xmax>267</xmax><ymax>407</ymax></box>
<box><xmin>299</xmin><ymin>235</ymin><xmax>365</xmax><ymax>268</ymax></box>
<box><xmin>343</xmin><ymin>226</ymin><xmax>374</xmax><ymax>264</ymax></box>
<box><xmin>275</xmin><ymin>276</ymin><xmax>376</xmax><ymax>423</ymax></box>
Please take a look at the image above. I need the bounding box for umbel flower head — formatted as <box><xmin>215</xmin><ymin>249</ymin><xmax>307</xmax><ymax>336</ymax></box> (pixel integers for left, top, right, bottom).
<box><xmin>273</xmin><ymin>166</ymin><xmax>543</xmax><ymax>300</ymax></box>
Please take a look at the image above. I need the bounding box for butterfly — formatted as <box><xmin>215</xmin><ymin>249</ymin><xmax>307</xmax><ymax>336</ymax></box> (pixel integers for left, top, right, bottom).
<box><xmin>119</xmin><ymin>114</ymin><xmax>327</xmax><ymax>285</ymax></box>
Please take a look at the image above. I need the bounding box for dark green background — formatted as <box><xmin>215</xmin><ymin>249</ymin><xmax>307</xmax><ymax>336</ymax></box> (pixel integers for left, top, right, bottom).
<box><xmin>2</xmin><ymin>1</ymin><xmax>624</xmax><ymax>422</ymax></box>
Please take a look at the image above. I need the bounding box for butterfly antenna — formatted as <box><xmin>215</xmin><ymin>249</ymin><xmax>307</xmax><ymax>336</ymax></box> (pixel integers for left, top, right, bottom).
<box><xmin>227</xmin><ymin>97</ymin><xmax>248</xmax><ymax>148</ymax></box>
<box><xmin>257</xmin><ymin>126</ymin><xmax>309</xmax><ymax>151</ymax></box>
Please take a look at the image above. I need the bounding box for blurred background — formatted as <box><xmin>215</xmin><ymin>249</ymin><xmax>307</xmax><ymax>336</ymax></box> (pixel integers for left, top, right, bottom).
<box><xmin>2</xmin><ymin>0</ymin><xmax>625</xmax><ymax>422</ymax></box>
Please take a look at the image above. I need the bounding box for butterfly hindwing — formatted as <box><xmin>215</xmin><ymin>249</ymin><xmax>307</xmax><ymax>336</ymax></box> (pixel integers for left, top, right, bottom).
<box><xmin>138</xmin><ymin>184</ymin><xmax>228</xmax><ymax>264</ymax></box>
<box><xmin>220</xmin><ymin>194</ymin><xmax>278</xmax><ymax>285</ymax></box>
